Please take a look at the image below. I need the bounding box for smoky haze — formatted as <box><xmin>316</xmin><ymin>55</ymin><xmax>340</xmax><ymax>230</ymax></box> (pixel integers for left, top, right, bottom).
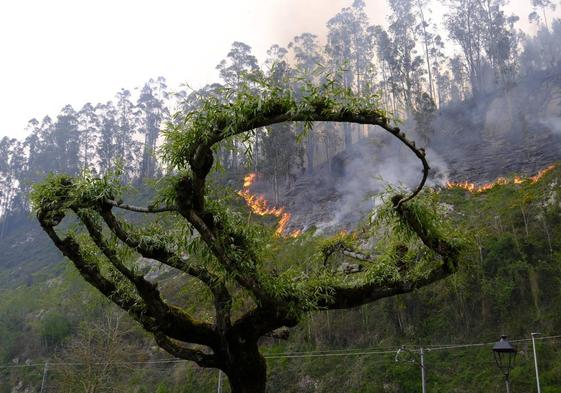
<box><xmin>1</xmin><ymin>0</ymin><xmax>556</xmax><ymax>139</ymax></box>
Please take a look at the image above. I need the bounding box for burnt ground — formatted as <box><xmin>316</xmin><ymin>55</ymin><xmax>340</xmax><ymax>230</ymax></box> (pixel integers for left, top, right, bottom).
<box><xmin>274</xmin><ymin>110</ymin><xmax>561</xmax><ymax>234</ymax></box>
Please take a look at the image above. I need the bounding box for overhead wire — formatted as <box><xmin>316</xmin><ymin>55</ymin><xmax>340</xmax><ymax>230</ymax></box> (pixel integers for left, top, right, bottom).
<box><xmin>2</xmin><ymin>334</ymin><xmax>560</xmax><ymax>370</ymax></box>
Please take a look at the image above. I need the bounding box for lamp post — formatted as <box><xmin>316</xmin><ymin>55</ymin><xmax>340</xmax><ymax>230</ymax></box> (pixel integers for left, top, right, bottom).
<box><xmin>492</xmin><ymin>335</ymin><xmax>517</xmax><ymax>393</ymax></box>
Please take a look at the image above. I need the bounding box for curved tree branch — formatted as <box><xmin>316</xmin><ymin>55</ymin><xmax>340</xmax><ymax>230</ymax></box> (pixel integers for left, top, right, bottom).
<box><xmin>98</xmin><ymin>207</ymin><xmax>233</xmax><ymax>332</ymax></box>
<box><xmin>317</xmin><ymin>196</ymin><xmax>460</xmax><ymax>310</ymax></box>
<box><xmin>73</xmin><ymin>208</ymin><xmax>220</xmax><ymax>348</ymax></box>
<box><xmin>104</xmin><ymin>198</ymin><xmax>176</xmax><ymax>213</ymax></box>
<box><xmin>153</xmin><ymin>333</ymin><xmax>221</xmax><ymax>369</ymax></box>
<box><xmin>172</xmin><ymin>98</ymin><xmax>431</xmax><ymax>313</ymax></box>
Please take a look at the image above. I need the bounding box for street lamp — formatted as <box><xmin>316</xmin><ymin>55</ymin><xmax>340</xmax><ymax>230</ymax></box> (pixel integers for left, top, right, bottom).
<box><xmin>492</xmin><ymin>335</ymin><xmax>517</xmax><ymax>393</ymax></box>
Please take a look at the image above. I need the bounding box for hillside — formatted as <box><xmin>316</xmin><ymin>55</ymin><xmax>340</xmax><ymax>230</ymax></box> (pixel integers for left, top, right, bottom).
<box><xmin>3</xmin><ymin>70</ymin><xmax>561</xmax><ymax>391</ymax></box>
<box><xmin>2</xmin><ymin>159</ymin><xmax>561</xmax><ymax>392</ymax></box>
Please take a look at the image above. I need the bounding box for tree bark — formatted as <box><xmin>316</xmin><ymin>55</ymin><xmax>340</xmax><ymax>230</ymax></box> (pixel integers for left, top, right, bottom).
<box><xmin>224</xmin><ymin>342</ymin><xmax>267</xmax><ymax>393</ymax></box>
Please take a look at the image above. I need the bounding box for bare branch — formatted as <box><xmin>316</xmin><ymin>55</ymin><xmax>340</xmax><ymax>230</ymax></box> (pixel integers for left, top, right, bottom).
<box><xmin>153</xmin><ymin>333</ymin><xmax>220</xmax><ymax>369</ymax></box>
<box><xmin>104</xmin><ymin>199</ymin><xmax>176</xmax><ymax>213</ymax></box>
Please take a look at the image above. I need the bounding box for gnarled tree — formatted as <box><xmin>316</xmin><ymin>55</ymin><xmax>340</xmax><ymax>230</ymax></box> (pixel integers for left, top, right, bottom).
<box><xmin>32</xmin><ymin>79</ymin><xmax>463</xmax><ymax>393</ymax></box>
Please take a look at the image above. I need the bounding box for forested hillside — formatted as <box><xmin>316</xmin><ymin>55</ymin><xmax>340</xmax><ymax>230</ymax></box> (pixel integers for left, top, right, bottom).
<box><xmin>2</xmin><ymin>0</ymin><xmax>561</xmax><ymax>391</ymax></box>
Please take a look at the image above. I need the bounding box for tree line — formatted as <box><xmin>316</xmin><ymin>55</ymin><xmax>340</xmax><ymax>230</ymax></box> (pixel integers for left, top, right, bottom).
<box><xmin>1</xmin><ymin>0</ymin><xmax>561</xmax><ymax>235</ymax></box>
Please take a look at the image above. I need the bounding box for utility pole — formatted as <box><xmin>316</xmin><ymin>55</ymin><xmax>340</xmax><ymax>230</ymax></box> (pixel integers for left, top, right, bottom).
<box><xmin>420</xmin><ymin>347</ymin><xmax>426</xmax><ymax>393</ymax></box>
<box><xmin>40</xmin><ymin>361</ymin><xmax>48</xmax><ymax>393</ymax></box>
<box><xmin>531</xmin><ymin>333</ymin><xmax>542</xmax><ymax>393</ymax></box>
<box><xmin>395</xmin><ymin>346</ymin><xmax>427</xmax><ymax>393</ymax></box>
<box><xmin>217</xmin><ymin>370</ymin><xmax>224</xmax><ymax>393</ymax></box>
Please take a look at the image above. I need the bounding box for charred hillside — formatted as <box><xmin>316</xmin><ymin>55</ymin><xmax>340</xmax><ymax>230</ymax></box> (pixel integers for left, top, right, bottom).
<box><xmin>433</xmin><ymin>69</ymin><xmax>561</xmax><ymax>182</ymax></box>
<box><xmin>256</xmin><ymin>71</ymin><xmax>561</xmax><ymax>234</ymax></box>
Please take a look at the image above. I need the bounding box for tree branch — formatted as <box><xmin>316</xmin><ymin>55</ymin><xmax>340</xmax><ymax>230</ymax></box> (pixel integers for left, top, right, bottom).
<box><xmin>75</xmin><ymin>208</ymin><xmax>219</xmax><ymax>347</ymax></box>
<box><xmin>317</xmin><ymin>197</ymin><xmax>460</xmax><ymax>310</ymax></box>
<box><xmin>153</xmin><ymin>333</ymin><xmax>220</xmax><ymax>369</ymax></box>
<box><xmin>98</xmin><ymin>207</ymin><xmax>233</xmax><ymax>332</ymax></box>
<box><xmin>38</xmin><ymin>217</ymin><xmax>143</xmax><ymax>323</ymax></box>
<box><xmin>104</xmin><ymin>198</ymin><xmax>176</xmax><ymax>213</ymax></box>
<box><xmin>230</xmin><ymin>306</ymin><xmax>298</xmax><ymax>342</ymax></box>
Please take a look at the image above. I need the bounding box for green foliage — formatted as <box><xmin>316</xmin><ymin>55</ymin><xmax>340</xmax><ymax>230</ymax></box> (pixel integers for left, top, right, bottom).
<box><xmin>368</xmin><ymin>187</ymin><xmax>467</xmax><ymax>281</ymax></box>
<box><xmin>161</xmin><ymin>72</ymin><xmax>387</xmax><ymax>171</ymax></box>
<box><xmin>39</xmin><ymin>311</ymin><xmax>72</xmax><ymax>347</ymax></box>
<box><xmin>30</xmin><ymin>169</ymin><xmax>125</xmax><ymax>224</ymax></box>
<box><xmin>4</xmin><ymin>165</ymin><xmax>561</xmax><ymax>391</ymax></box>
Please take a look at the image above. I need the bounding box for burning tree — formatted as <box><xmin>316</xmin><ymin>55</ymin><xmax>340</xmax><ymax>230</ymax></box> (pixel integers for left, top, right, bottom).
<box><xmin>31</xmin><ymin>78</ymin><xmax>463</xmax><ymax>393</ymax></box>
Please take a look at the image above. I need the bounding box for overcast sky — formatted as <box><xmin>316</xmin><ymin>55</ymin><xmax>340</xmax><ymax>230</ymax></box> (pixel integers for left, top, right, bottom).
<box><xmin>0</xmin><ymin>0</ymin><xmax>552</xmax><ymax>139</ymax></box>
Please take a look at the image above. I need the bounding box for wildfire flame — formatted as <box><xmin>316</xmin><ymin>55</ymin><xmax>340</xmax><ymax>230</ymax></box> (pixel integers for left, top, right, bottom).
<box><xmin>446</xmin><ymin>164</ymin><xmax>556</xmax><ymax>193</ymax></box>
<box><xmin>238</xmin><ymin>173</ymin><xmax>302</xmax><ymax>237</ymax></box>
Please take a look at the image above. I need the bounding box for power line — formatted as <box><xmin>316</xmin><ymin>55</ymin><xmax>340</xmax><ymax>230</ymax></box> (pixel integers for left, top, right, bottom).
<box><xmin>2</xmin><ymin>334</ymin><xmax>560</xmax><ymax>370</ymax></box>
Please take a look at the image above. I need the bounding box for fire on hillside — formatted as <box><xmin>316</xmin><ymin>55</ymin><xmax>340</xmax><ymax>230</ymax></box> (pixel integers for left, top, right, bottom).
<box><xmin>446</xmin><ymin>164</ymin><xmax>556</xmax><ymax>193</ymax></box>
<box><xmin>238</xmin><ymin>173</ymin><xmax>302</xmax><ymax>238</ymax></box>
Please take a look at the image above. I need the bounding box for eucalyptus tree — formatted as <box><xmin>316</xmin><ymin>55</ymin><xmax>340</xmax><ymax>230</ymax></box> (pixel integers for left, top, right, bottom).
<box><xmin>448</xmin><ymin>55</ymin><xmax>470</xmax><ymax>101</ymax></box>
<box><xmin>289</xmin><ymin>33</ymin><xmax>324</xmax><ymax>172</ymax></box>
<box><xmin>32</xmin><ymin>79</ymin><xmax>464</xmax><ymax>393</ymax></box>
<box><xmin>0</xmin><ymin>137</ymin><xmax>26</xmax><ymax>238</ymax></box>
<box><xmin>529</xmin><ymin>0</ymin><xmax>556</xmax><ymax>30</ymax></box>
<box><xmin>430</xmin><ymin>33</ymin><xmax>447</xmax><ymax>107</ymax></box>
<box><xmin>24</xmin><ymin>119</ymin><xmax>41</xmax><ymax>181</ymax></box>
<box><xmin>115</xmin><ymin>89</ymin><xmax>139</xmax><ymax>180</ymax></box>
<box><xmin>520</xmin><ymin>21</ymin><xmax>561</xmax><ymax>72</ymax></box>
<box><xmin>53</xmin><ymin>105</ymin><xmax>81</xmax><ymax>175</ymax></box>
<box><xmin>138</xmin><ymin>77</ymin><xmax>169</xmax><ymax>179</ymax></box>
<box><xmin>261</xmin><ymin>51</ymin><xmax>302</xmax><ymax>200</ymax></box>
<box><xmin>96</xmin><ymin>102</ymin><xmax>118</xmax><ymax>175</ymax></box>
<box><xmin>444</xmin><ymin>0</ymin><xmax>486</xmax><ymax>96</ymax></box>
<box><xmin>26</xmin><ymin>116</ymin><xmax>55</xmax><ymax>177</ymax></box>
<box><xmin>217</xmin><ymin>41</ymin><xmax>260</xmax><ymax>90</ymax></box>
<box><xmin>387</xmin><ymin>0</ymin><xmax>425</xmax><ymax>111</ymax></box>
<box><xmin>477</xmin><ymin>0</ymin><xmax>520</xmax><ymax>88</ymax></box>
<box><xmin>78</xmin><ymin>103</ymin><xmax>99</xmax><ymax>170</ymax></box>
<box><xmin>326</xmin><ymin>0</ymin><xmax>374</xmax><ymax>148</ymax></box>
<box><xmin>412</xmin><ymin>0</ymin><xmax>439</xmax><ymax>102</ymax></box>
<box><xmin>369</xmin><ymin>25</ymin><xmax>400</xmax><ymax>116</ymax></box>
<box><xmin>216</xmin><ymin>42</ymin><xmax>261</xmax><ymax>170</ymax></box>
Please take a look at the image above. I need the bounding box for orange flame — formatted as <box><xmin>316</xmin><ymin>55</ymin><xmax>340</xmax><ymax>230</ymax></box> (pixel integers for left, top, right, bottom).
<box><xmin>447</xmin><ymin>164</ymin><xmax>556</xmax><ymax>193</ymax></box>
<box><xmin>238</xmin><ymin>173</ymin><xmax>301</xmax><ymax>237</ymax></box>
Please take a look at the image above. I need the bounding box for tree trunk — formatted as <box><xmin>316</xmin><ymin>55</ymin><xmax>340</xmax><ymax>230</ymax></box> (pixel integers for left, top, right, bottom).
<box><xmin>224</xmin><ymin>342</ymin><xmax>267</xmax><ymax>393</ymax></box>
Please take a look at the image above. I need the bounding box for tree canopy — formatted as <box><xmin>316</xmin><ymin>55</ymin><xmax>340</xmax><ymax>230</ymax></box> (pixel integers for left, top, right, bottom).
<box><xmin>31</xmin><ymin>77</ymin><xmax>464</xmax><ymax>393</ymax></box>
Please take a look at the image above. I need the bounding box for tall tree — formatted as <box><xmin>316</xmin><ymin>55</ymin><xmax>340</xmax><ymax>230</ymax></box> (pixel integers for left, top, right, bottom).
<box><xmin>478</xmin><ymin>0</ymin><xmax>519</xmax><ymax>88</ymax></box>
<box><xmin>326</xmin><ymin>0</ymin><xmax>374</xmax><ymax>147</ymax></box>
<box><xmin>261</xmin><ymin>46</ymin><xmax>302</xmax><ymax>200</ymax></box>
<box><xmin>289</xmin><ymin>33</ymin><xmax>324</xmax><ymax>173</ymax></box>
<box><xmin>413</xmin><ymin>0</ymin><xmax>437</xmax><ymax>102</ymax></box>
<box><xmin>78</xmin><ymin>103</ymin><xmax>99</xmax><ymax>171</ymax></box>
<box><xmin>369</xmin><ymin>25</ymin><xmax>400</xmax><ymax>116</ymax></box>
<box><xmin>216</xmin><ymin>41</ymin><xmax>260</xmax><ymax>90</ymax></box>
<box><xmin>96</xmin><ymin>102</ymin><xmax>118</xmax><ymax>175</ymax></box>
<box><xmin>115</xmin><ymin>89</ymin><xmax>139</xmax><ymax>180</ymax></box>
<box><xmin>216</xmin><ymin>42</ymin><xmax>260</xmax><ymax>170</ymax></box>
<box><xmin>138</xmin><ymin>78</ymin><xmax>168</xmax><ymax>179</ymax></box>
<box><xmin>444</xmin><ymin>0</ymin><xmax>486</xmax><ymax>96</ymax></box>
<box><xmin>0</xmin><ymin>137</ymin><xmax>25</xmax><ymax>238</ymax></box>
<box><xmin>529</xmin><ymin>0</ymin><xmax>556</xmax><ymax>30</ymax></box>
<box><xmin>53</xmin><ymin>105</ymin><xmax>80</xmax><ymax>174</ymax></box>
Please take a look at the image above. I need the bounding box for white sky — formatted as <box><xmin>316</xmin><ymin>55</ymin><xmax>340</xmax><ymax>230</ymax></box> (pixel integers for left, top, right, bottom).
<box><xmin>0</xmin><ymin>0</ymin><xmax>552</xmax><ymax>140</ymax></box>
